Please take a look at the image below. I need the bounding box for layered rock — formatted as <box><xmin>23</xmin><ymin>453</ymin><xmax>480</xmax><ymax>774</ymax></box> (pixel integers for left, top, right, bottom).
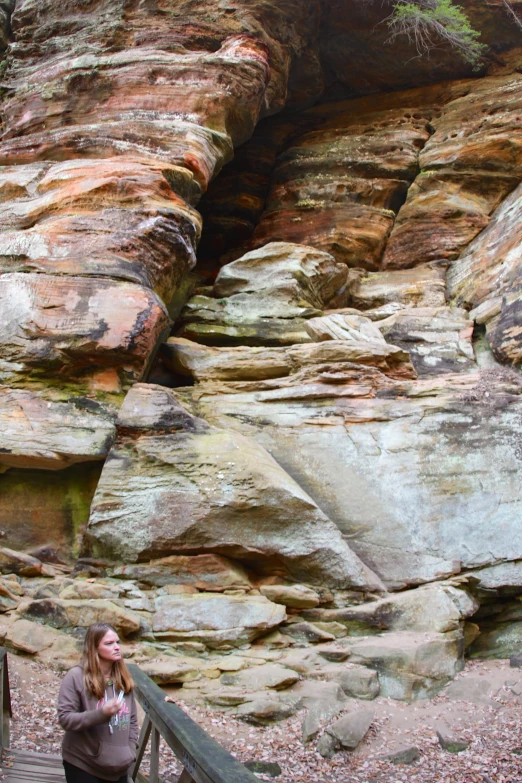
<box><xmin>448</xmin><ymin>181</ymin><xmax>522</xmax><ymax>367</ymax></box>
<box><xmin>0</xmin><ymin>0</ymin><xmax>315</xmax><ymax>482</ymax></box>
<box><xmin>177</xmin><ymin>369</ymin><xmax>522</xmax><ymax>590</ymax></box>
<box><xmin>0</xmin><ymin>388</ymin><xmax>115</xmax><ymax>470</ymax></box>
<box><xmin>178</xmin><ymin>242</ymin><xmax>349</xmax><ymax>345</ymax></box>
<box><xmin>383</xmin><ymin>73</ymin><xmax>522</xmax><ymax>269</ymax></box>
<box><xmin>1</xmin><ymin>0</ymin><xmax>522</xmax><ymax>698</ymax></box>
<box><xmin>152</xmin><ymin>593</ymin><xmax>286</xmax><ymax>648</ymax></box>
<box><xmin>250</xmin><ymin>106</ymin><xmax>431</xmax><ymax>269</ymax></box>
<box><xmin>85</xmin><ymin>383</ymin><xmax>384</xmax><ymax>591</ymax></box>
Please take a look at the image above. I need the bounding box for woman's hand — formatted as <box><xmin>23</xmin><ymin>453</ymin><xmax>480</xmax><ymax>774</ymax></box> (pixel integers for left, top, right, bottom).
<box><xmin>102</xmin><ymin>698</ymin><xmax>121</xmax><ymax>718</ymax></box>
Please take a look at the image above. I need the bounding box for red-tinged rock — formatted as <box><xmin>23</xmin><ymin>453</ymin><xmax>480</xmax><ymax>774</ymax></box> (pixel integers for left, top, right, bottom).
<box><xmin>251</xmin><ymin>108</ymin><xmax>431</xmax><ymax>268</ymax></box>
<box><xmin>447</xmin><ymin>181</ymin><xmax>522</xmax><ymax>367</ymax></box>
<box><xmin>253</xmin><ymin>205</ymin><xmax>394</xmax><ymax>271</ymax></box>
<box><xmin>0</xmin><ymin>273</ymin><xmax>169</xmax><ymax>388</ymax></box>
<box><xmin>0</xmin><ymin>159</ymin><xmax>201</xmax><ymax>304</ymax></box>
<box><xmin>0</xmin><ymin>36</ymin><xmax>271</xmax><ymax>188</ymax></box>
<box><xmin>383</xmin><ymin>74</ymin><xmax>522</xmax><ymax>268</ymax></box>
<box><xmin>0</xmin><ymin>387</ymin><xmax>115</xmax><ymax>470</ymax></box>
<box><xmin>448</xmin><ymin>182</ymin><xmax>522</xmax><ymax>309</ymax></box>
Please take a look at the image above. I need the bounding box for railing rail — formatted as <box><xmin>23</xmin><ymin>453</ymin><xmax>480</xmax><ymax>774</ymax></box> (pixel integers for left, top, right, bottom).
<box><xmin>0</xmin><ymin>650</ymin><xmax>255</xmax><ymax>783</ymax></box>
<box><xmin>128</xmin><ymin>664</ymin><xmax>259</xmax><ymax>783</ymax></box>
<box><xmin>0</xmin><ymin>649</ymin><xmax>11</xmax><ymax>753</ymax></box>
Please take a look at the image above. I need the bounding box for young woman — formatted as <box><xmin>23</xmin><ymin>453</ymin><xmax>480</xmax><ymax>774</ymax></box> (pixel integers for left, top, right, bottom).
<box><xmin>58</xmin><ymin>623</ymin><xmax>139</xmax><ymax>783</ymax></box>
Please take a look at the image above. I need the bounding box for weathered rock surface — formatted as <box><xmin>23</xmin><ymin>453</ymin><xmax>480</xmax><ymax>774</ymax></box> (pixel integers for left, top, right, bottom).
<box><xmin>325</xmin><ymin>708</ymin><xmax>374</xmax><ymax>750</ymax></box>
<box><xmin>448</xmin><ymin>181</ymin><xmax>522</xmax><ymax>367</ymax></box>
<box><xmin>383</xmin><ymin>74</ymin><xmax>522</xmax><ymax>269</ymax></box>
<box><xmin>259</xmin><ymin>584</ymin><xmax>320</xmax><ymax>609</ymax></box>
<box><xmin>312</xmin><ymin>663</ymin><xmax>380</xmax><ymax>700</ymax></box>
<box><xmin>162</xmin><ymin>336</ymin><xmax>415</xmax><ymax>383</ymax></box>
<box><xmin>377</xmin><ymin>307</ymin><xmax>475</xmax><ymax>376</ymax></box>
<box><xmin>0</xmin><ymin>388</ymin><xmax>115</xmax><ymax>470</ymax></box>
<box><xmin>298</xmin><ymin>680</ymin><xmax>348</xmax><ymax>742</ymax></box>
<box><xmin>21</xmin><ymin>598</ymin><xmax>142</xmax><ymax>637</ymax></box>
<box><xmin>152</xmin><ymin>593</ymin><xmax>286</xmax><ymax>648</ymax></box>
<box><xmin>1</xmin><ymin>0</ymin><xmax>522</xmax><ymax>707</ymax></box>
<box><xmin>221</xmin><ymin>663</ymin><xmax>299</xmax><ymax>690</ymax></box>
<box><xmin>0</xmin><ymin>273</ymin><xmax>169</xmax><ymax>390</ymax></box>
<box><xmin>345</xmin><ymin>631</ymin><xmax>465</xmax><ymax>700</ymax></box>
<box><xmin>178</xmin><ymin>243</ymin><xmax>349</xmax><ymax>345</ymax></box>
<box><xmin>86</xmin><ymin>384</ymin><xmax>384</xmax><ymax>591</ymax></box>
<box><xmin>250</xmin><ymin>108</ymin><xmax>431</xmax><ymax>269</ymax></box>
<box><xmin>348</xmin><ymin>264</ymin><xmax>447</xmax><ymax>310</ymax></box>
<box><xmin>304</xmin><ymin>581</ymin><xmax>479</xmax><ymax>635</ymax></box>
<box><xmin>179</xmin><ymin>371</ymin><xmax>522</xmax><ymax>590</ymax></box>
<box><xmin>112</xmin><ymin>555</ymin><xmax>252</xmax><ymax>591</ymax></box>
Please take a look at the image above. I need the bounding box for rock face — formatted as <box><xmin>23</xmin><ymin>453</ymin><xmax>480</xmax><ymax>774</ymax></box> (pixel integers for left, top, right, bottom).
<box><xmin>1</xmin><ymin>0</ymin><xmax>522</xmax><ymax>704</ymax></box>
<box><xmin>86</xmin><ymin>384</ymin><xmax>384</xmax><ymax>591</ymax></box>
<box><xmin>179</xmin><ymin>242</ymin><xmax>349</xmax><ymax>345</ymax></box>
<box><xmin>152</xmin><ymin>593</ymin><xmax>286</xmax><ymax>648</ymax></box>
<box><xmin>448</xmin><ymin>182</ymin><xmax>522</xmax><ymax>366</ymax></box>
<box><xmin>178</xmin><ymin>370</ymin><xmax>522</xmax><ymax>590</ymax></box>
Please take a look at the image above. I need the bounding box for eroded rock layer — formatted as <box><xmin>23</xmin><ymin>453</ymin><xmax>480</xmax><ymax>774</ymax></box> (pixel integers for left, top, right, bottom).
<box><xmin>0</xmin><ymin>0</ymin><xmax>522</xmax><ymax>719</ymax></box>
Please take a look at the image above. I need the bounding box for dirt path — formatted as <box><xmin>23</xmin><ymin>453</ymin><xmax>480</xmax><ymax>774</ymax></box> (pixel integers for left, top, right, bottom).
<box><xmin>6</xmin><ymin>657</ymin><xmax>522</xmax><ymax>782</ymax></box>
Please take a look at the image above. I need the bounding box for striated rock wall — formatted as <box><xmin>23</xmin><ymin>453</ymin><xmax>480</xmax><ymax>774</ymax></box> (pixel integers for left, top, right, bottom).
<box><xmin>0</xmin><ymin>0</ymin><xmax>522</xmax><ymax>697</ymax></box>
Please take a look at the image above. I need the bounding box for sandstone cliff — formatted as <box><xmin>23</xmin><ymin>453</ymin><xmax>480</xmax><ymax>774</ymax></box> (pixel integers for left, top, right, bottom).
<box><xmin>0</xmin><ymin>0</ymin><xmax>522</xmax><ymax>715</ymax></box>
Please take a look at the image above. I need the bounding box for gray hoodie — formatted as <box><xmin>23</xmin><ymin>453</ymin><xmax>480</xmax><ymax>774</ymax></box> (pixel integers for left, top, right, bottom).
<box><xmin>58</xmin><ymin>664</ymin><xmax>139</xmax><ymax>781</ymax></box>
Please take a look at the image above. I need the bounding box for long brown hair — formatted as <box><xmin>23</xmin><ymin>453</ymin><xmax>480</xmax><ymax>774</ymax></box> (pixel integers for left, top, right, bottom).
<box><xmin>82</xmin><ymin>623</ymin><xmax>134</xmax><ymax>700</ymax></box>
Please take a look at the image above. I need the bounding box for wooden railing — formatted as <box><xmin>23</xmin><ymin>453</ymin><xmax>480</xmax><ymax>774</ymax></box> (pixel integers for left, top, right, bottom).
<box><xmin>0</xmin><ymin>650</ymin><xmax>256</xmax><ymax>783</ymax></box>
<box><xmin>127</xmin><ymin>664</ymin><xmax>259</xmax><ymax>783</ymax></box>
<box><xmin>0</xmin><ymin>649</ymin><xmax>11</xmax><ymax>754</ymax></box>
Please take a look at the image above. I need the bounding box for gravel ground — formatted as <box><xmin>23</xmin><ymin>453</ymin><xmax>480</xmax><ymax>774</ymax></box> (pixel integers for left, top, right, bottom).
<box><xmin>6</xmin><ymin>657</ymin><xmax>522</xmax><ymax>782</ymax></box>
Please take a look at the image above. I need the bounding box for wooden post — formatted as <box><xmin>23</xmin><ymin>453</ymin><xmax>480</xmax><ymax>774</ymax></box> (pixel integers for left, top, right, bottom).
<box><xmin>131</xmin><ymin>715</ymin><xmax>152</xmax><ymax>781</ymax></box>
<box><xmin>0</xmin><ymin>653</ymin><xmax>9</xmax><ymax>753</ymax></box>
<box><xmin>149</xmin><ymin>726</ymin><xmax>161</xmax><ymax>783</ymax></box>
<box><xmin>0</xmin><ymin>656</ymin><xmax>4</xmax><ymax>752</ymax></box>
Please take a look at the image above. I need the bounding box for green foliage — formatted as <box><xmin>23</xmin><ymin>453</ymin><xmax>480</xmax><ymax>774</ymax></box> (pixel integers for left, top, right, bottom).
<box><xmin>388</xmin><ymin>0</ymin><xmax>486</xmax><ymax>66</ymax></box>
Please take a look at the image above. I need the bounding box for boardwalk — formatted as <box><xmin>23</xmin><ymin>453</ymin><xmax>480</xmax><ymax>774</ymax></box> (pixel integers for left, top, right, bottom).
<box><xmin>0</xmin><ymin>749</ymin><xmax>65</xmax><ymax>782</ymax></box>
<box><xmin>0</xmin><ymin>650</ymin><xmax>258</xmax><ymax>783</ymax></box>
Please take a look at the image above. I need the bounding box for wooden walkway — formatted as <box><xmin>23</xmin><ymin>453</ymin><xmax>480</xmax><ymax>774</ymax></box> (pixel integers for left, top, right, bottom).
<box><xmin>0</xmin><ymin>749</ymin><xmax>65</xmax><ymax>782</ymax></box>
<box><xmin>0</xmin><ymin>648</ymin><xmax>259</xmax><ymax>783</ymax></box>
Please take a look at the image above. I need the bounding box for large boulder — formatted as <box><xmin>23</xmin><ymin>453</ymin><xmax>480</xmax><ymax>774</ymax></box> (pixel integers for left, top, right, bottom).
<box><xmin>304</xmin><ymin>581</ymin><xmax>479</xmax><ymax>634</ymax></box>
<box><xmin>345</xmin><ymin>630</ymin><xmax>465</xmax><ymax>700</ymax></box>
<box><xmin>85</xmin><ymin>384</ymin><xmax>384</xmax><ymax>591</ymax></box>
<box><xmin>111</xmin><ymin>554</ymin><xmax>252</xmax><ymax>591</ymax></box>
<box><xmin>20</xmin><ymin>598</ymin><xmax>142</xmax><ymax>637</ymax></box>
<box><xmin>185</xmin><ymin>371</ymin><xmax>522</xmax><ymax>590</ymax></box>
<box><xmin>0</xmin><ymin>388</ymin><xmax>115</xmax><ymax>470</ymax></box>
<box><xmin>152</xmin><ymin>593</ymin><xmax>286</xmax><ymax>648</ymax></box>
<box><xmin>0</xmin><ymin>272</ymin><xmax>169</xmax><ymax>389</ymax></box>
<box><xmin>178</xmin><ymin>243</ymin><xmax>349</xmax><ymax>345</ymax></box>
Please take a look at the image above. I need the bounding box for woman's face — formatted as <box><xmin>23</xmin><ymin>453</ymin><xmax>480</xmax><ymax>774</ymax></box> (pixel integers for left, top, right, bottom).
<box><xmin>97</xmin><ymin>629</ymin><xmax>121</xmax><ymax>663</ymax></box>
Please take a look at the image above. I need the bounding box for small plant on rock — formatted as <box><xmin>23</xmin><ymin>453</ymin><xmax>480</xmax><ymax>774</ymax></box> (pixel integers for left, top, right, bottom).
<box><xmin>387</xmin><ymin>0</ymin><xmax>486</xmax><ymax>66</ymax></box>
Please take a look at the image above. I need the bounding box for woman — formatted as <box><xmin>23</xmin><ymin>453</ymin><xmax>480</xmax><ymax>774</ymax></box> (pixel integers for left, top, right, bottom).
<box><xmin>58</xmin><ymin>623</ymin><xmax>139</xmax><ymax>783</ymax></box>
